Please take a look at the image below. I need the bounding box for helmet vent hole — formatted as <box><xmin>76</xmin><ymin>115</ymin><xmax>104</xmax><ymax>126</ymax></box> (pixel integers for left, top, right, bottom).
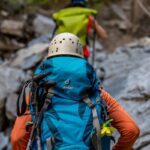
<box><xmin>69</xmin><ymin>38</ymin><xmax>72</xmax><ymax>40</ymax></box>
<box><xmin>63</xmin><ymin>38</ymin><xmax>65</xmax><ymax>40</ymax></box>
<box><xmin>72</xmin><ymin>41</ymin><xmax>74</xmax><ymax>44</ymax></box>
<box><xmin>55</xmin><ymin>42</ymin><xmax>56</xmax><ymax>44</ymax></box>
<box><xmin>60</xmin><ymin>41</ymin><xmax>62</xmax><ymax>43</ymax></box>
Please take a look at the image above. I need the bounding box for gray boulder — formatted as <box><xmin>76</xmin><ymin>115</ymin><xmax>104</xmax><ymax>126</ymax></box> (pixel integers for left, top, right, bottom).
<box><xmin>0</xmin><ymin>65</ymin><xmax>28</xmax><ymax>93</ymax></box>
<box><xmin>0</xmin><ymin>94</ymin><xmax>6</xmax><ymax>131</ymax></box>
<box><xmin>33</xmin><ymin>14</ymin><xmax>55</xmax><ymax>36</ymax></box>
<box><xmin>0</xmin><ymin>132</ymin><xmax>9</xmax><ymax>150</ymax></box>
<box><xmin>0</xmin><ymin>65</ymin><xmax>30</xmax><ymax>128</ymax></box>
<box><xmin>11</xmin><ymin>43</ymin><xmax>49</xmax><ymax>70</ymax></box>
<box><xmin>6</xmin><ymin>93</ymin><xmax>18</xmax><ymax>121</ymax></box>
<box><xmin>0</xmin><ymin>20</ymin><xmax>25</xmax><ymax>37</ymax></box>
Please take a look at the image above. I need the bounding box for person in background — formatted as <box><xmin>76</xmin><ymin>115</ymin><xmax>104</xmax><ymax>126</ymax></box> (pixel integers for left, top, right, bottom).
<box><xmin>52</xmin><ymin>0</ymin><xmax>108</xmax><ymax>59</ymax></box>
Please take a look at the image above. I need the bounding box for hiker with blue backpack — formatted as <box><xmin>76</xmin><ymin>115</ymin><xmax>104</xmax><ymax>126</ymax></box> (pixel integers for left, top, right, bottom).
<box><xmin>52</xmin><ymin>0</ymin><xmax>108</xmax><ymax>62</ymax></box>
<box><xmin>11</xmin><ymin>32</ymin><xmax>139</xmax><ymax>150</ymax></box>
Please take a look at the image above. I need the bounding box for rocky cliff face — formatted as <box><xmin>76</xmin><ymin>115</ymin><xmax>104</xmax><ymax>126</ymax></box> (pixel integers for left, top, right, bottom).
<box><xmin>95</xmin><ymin>38</ymin><xmax>150</xmax><ymax>150</ymax></box>
<box><xmin>0</xmin><ymin>11</ymin><xmax>149</xmax><ymax>149</ymax></box>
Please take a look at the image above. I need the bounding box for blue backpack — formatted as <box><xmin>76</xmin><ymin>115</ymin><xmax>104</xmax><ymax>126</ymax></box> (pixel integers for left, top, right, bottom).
<box><xmin>31</xmin><ymin>56</ymin><xmax>110</xmax><ymax>150</ymax></box>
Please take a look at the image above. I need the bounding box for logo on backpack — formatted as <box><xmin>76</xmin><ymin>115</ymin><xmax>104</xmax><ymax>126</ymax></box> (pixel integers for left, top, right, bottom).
<box><xmin>63</xmin><ymin>79</ymin><xmax>73</xmax><ymax>89</ymax></box>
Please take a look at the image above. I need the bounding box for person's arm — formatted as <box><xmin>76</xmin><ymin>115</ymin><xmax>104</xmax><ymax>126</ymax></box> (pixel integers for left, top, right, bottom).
<box><xmin>90</xmin><ymin>16</ymin><xmax>108</xmax><ymax>40</ymax></box>
<box><xmin>100</xmin><ymin>88</ymin><xmax>140</xmax><ymax>150</ymax></box>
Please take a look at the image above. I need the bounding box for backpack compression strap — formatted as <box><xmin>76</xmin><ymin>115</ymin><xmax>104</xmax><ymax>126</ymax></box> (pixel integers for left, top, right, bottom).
<box><xmin>83</xmin><ymin>97</ymin><xmax>102</xmax><ymax>150</ymax></box>
<box><xmin>17</xmin><ymin>81</ymin><xmax>32</xmax><ymax>116</ymax></box>
<box><xmin>46</xmin><ymin>137</ymin><xmax>55</xmax><ymax>150</ymax></box>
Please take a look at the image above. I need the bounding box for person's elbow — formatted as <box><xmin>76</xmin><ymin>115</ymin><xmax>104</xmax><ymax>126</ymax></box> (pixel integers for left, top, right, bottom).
<box><xmin>97</xmin><ymin>29</ymin><xmax>108</xmax><ymax>40</ymax></box>
<box><xmin>125</xmin><ymin>122</ymin><xmax>140</xmax><ymax>141</ymax></box>
<box><xmin>101</xmin><ymin>31</ymin><xmax>108</xmax><ymax>40</ymax></box>
<box><xmin>131</xmin><ymin>123</ymin><xmax>140</xmax><ymax>139</ymax></box>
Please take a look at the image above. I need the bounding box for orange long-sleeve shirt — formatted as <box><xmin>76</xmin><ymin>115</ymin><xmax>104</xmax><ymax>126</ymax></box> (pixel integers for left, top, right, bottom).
<box><xmin>100</xmin><ymin>88</ymin><xmax>140</xmax><ymax>150</ymax></box>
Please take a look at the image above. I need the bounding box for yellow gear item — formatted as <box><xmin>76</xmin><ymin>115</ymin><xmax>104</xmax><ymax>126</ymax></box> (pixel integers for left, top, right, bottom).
<box><xmin>101</xmin><ymin>119</ymin><xmax>116</xmax><ymax>137</ymax></box>
<box><xmin>101</xmin><ymin>126</ymin><xmax>116</xmax><ymax>137</ymax></box>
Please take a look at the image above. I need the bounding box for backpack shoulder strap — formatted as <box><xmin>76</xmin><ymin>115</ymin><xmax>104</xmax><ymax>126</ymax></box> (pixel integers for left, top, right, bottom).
<box><xmin>17</xmin><ymin>81</ymin><xmax>32</xmax><ymax>116</ymax></box>
<box><xmin>83</xmin><ymin>97</ymin><xmax>102</xmax><ymax>150</ymax></box>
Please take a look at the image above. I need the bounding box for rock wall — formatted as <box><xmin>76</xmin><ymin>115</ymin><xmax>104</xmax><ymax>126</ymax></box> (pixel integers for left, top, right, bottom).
<box><xmin>0</xmin><ymin>8</ymin><xmax>149</xmax><ymax>149</ymax></box>
<box><xmin>95</xmin><ymin>38</ymin><xmax>150</xmax><ymax>150</ymax></box>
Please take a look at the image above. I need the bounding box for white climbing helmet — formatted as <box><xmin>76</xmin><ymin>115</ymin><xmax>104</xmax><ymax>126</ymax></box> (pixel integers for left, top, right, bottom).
<box><xmin>48</xmin><ymin>32</ymin><xmax>83</xmax><ymax>58</ymax></box>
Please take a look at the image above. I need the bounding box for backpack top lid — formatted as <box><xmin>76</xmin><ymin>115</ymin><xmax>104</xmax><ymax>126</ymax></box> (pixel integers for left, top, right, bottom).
<box><xmin>35</xmin><ymin>56</ymin><xmax>100</xmax><ymax>101</ymax></box>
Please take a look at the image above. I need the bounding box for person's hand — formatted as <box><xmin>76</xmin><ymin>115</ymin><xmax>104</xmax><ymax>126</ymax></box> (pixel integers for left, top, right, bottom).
<box><xmin>91</xmin><ymin>17</ymin><xmax>108</xmax><ymax>39</ymax></box>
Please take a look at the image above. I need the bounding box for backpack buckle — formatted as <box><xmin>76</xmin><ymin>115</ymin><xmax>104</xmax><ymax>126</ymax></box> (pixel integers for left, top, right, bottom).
<box><xmin>26</xmin><ymin>121</ymin><xmax>33</xmax><ymax>132</ymax></box>
<box><xmin>89</xmin><ymin>102</ymin><xmax>95</xmax><ymax>109</ymax></box>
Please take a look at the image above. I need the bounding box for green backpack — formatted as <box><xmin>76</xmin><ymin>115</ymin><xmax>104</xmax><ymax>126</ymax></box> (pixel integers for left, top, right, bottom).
<box><xmin>53</xmin><ymin>7</ymin><xmax>97</xmax><ymax>46</ymax></box>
